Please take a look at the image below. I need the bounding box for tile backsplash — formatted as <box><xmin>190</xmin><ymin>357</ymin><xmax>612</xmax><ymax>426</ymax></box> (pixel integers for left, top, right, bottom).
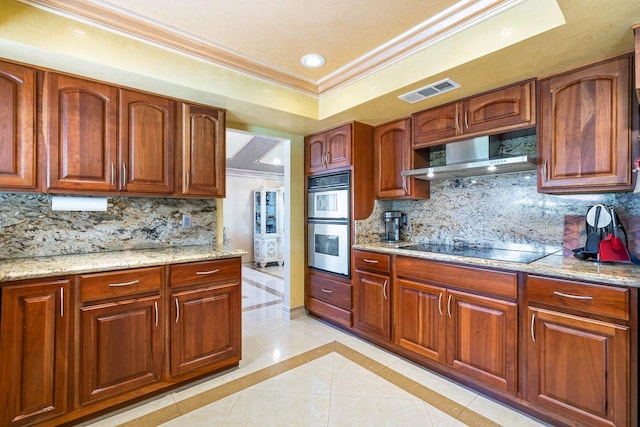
<box><xmin>0</xmin><ymin>193</ymin><xmax>217</xmax><ymax>259</ymax></box>
<box><xmin>356</xmin><ymin>171</ymin><xmax>640</xmax><ymax>250</ymax></box>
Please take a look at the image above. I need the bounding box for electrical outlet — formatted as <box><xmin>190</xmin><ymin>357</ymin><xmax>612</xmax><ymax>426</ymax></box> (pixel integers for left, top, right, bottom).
<box><xmin>181</xmin><ymin>213</ymin><xmax>192</xmax><ymax>228</ymax></box>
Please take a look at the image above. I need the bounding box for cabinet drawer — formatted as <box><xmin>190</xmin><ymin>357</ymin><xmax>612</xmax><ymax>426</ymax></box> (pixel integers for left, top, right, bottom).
<box><xmin>396</xmin><ymin>256</ymin><xmax>517</xmax><ymax>299</ymax></box>
<box><xmin>526</xmin><ymin>275</ymin><xmax>630</xmax><ymax>321</ymax></box>
<box><xmin>79</xmin><ymin>266</ymin><xmax>162</xmax><ymax>302</ymax></box>
<box><xmin>308</xmin><ymin>274</ymin><xmax>351</xmax><ymax>311</ymax></box>
<box><xmin>354</xmin><ymin>250</ymin><xmax>391</xmax><ymax>273</ymax></box>
<box><xmin>170</xmin><ymin>258</ymin><xmax>240</xmax><ymax>288</ymax></box>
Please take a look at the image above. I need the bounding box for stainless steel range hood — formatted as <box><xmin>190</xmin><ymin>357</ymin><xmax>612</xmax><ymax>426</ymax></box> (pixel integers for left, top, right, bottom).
<box><xmin>401</xmin><ymin>136</ymin><xmax>536</xmax><ymax>181</ymax></box>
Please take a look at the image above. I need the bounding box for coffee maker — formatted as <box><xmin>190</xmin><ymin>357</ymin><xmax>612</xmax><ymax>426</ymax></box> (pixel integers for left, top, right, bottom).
<box><xmin>382</xmin><ymin>211</ymin><xmax>406</xmax><ymax>242</ymax></box>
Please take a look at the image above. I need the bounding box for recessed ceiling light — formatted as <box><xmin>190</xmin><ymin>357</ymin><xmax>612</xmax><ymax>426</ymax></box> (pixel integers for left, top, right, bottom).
<box><xmin>301</xmin><ymin>54</ymin><xmax>326</xmax><ymax>68</ymax></box>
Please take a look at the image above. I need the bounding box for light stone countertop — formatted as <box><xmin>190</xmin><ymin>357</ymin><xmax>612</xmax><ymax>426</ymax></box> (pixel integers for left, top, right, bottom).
<box><xmin>354</xmin><ymin>242</ymin><xmax>640</xmax><ymax>288</ymax></box>
<box><xmin>0</xmin><ymin>245</ymin><xmax>247</xmax><ymax>284</ymax></box>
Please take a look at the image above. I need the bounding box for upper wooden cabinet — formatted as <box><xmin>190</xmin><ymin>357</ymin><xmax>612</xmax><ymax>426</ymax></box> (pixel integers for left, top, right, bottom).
<box><xmin>374</xmin><ymin>118</ymin><xmax>429</xmax><ymax>199</ymax></box>
<box><xmin>46</xmin><ymin>74</ymin><xmax>176</xmax><ymax>195</ymax></box>
<box><xmin>413</xmin><ymin>80</ymin><xmax>536</xmax><ymax>148</ymax></box>
<box><xmin>0</xmin><ymin>61</ymin><xmax>37</xmax><ymax>191</ymax></box>
<box><xmin>179</xmin><ymin>103</ymin><xmax>225</xmax><ymax>197</ymax></box>
<box><xmin>305</xmin><ymin>123</ymin><xmax>352</xmax><ymax>173</ymax></box>
<box><xmin>46</xmin><ymin>73</ymin><xmax>119</xmax><ymax>192</ymax></box>
<box><xmin>119</xmin><ymin>90</ymin><xmax>175</xmax><ymax>194</ymax></box>
<box><xmin>537</xmin><ymin>55</ymin><xmax>638</xmax><ymax>193</ymax></box>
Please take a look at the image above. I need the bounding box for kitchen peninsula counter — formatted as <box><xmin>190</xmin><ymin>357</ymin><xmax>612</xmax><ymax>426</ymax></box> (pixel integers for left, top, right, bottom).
<box><xmin>354</xmin><ymin>242</ymin><xmax>639</xmax><ymax>288</ymax></box>
<box><xmin>0</xmin><ymin>245</ymin><xmax>247</xmax><ymax>284</ymax></box>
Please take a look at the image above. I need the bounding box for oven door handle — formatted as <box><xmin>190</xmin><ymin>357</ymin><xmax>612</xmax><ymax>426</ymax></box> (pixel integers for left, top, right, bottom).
<box><xmin>307</xmin><ymin>218</ymin><xmax>349</xmax><ymax>225</ymax></box>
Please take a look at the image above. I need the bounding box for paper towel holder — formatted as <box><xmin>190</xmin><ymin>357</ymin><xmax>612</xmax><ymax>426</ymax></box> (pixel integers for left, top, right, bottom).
<box><xmin>51</xmin><ymin>196</ymin><xmax>109</xmax><ymax>212</ymax></box>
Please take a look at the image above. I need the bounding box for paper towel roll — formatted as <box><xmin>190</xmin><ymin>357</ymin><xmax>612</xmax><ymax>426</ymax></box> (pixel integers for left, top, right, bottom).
<box><xmin>51</xmin><ymin>196</ymin><xmax>108</xmax><ymax>211</ymax></box>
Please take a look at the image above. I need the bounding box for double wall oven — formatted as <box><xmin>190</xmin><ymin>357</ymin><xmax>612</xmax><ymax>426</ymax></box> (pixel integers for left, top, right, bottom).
<box><xmin>307</xmin><ymin>171</ymin><xmax>351</xmax><ymax>278</ymax></box>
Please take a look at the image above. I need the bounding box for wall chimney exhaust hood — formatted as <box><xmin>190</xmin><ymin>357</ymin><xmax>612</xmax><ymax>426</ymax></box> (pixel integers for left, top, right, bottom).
<box><xmin>401</xmin><ymin>136</ymin><xmax>537</xmax><ymax>181</ymax></box>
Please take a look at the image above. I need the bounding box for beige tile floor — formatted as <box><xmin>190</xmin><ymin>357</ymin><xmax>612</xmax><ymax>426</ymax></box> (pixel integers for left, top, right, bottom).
<box><xmin>81</xmin><ymin>266</ymin><xmax>550</xmax><ymax>427</ymax></box>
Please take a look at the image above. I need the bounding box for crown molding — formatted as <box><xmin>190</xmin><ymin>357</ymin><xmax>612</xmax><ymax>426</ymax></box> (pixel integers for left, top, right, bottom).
<box><xmin>21</xmin><ymin>0</ymin><xmax>523</xmax><ymax>96</ymax></box>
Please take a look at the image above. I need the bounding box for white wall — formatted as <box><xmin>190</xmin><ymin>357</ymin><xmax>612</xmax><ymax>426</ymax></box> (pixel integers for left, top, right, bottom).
<box><xmin>224</xmin><ymin>174</ymin><xmax>284</xmax><ymax>263</ymax></box>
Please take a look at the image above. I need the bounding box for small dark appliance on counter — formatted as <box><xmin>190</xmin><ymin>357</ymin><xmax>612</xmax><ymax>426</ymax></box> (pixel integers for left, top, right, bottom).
<box><xmin>382</xmin><ymin>211</ymin><xmax>407</xmax><ymax>243</ymax></box>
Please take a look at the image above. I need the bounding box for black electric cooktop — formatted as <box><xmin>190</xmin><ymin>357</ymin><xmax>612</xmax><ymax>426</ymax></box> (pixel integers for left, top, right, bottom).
<box><xmin>401</xmin><ymin>243</ymin><xmax>555</xmax><ymax>264</ymax></box>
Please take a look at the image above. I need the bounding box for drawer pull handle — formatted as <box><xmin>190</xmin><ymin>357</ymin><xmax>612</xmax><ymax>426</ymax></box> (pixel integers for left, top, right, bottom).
<box><xmin>321</xmin><ymin>288</ymin><xmax>333</xmax><ymax>294</ymax></box>
<box><xmin>108</xmin><ymin>279</ymin><xmax>140</xmax><ymax>287</ymax></box>
<box><xmin>383</xmin><ymin>280</ymin><xmax>388</xmax><ymax>300</ymax></box>
<box><xmin>154</xmin><ymin>301</ymin><xmax>159</xmax><ymax>328</ymax></box>
<box><xmin>196</xmin><ymin>269</ymin><xmax>220</xmax><ymax>275</ymax></box>
<box><xmin>363</xmin><ymin>259</ymin><xmax>379</xmax><ymax>264</ymax></box>
<box><xmin>175</xmin><ymin>298</ymin><xmax>180</xmax><ymax>323</ymax></box>
<box><xmin>553</xmin><ymin>291</ymin><xmax>593</xmax><ymax>301</ymax></box>
<box><xmin>531</xmin><ymin>313</ymin><xmax>536</xmax><ymax>342</ymax></box>
<box><xmin>438</xmin><ymin>292</ymin><xmax>443</xmax><ymax>316</ymax></box>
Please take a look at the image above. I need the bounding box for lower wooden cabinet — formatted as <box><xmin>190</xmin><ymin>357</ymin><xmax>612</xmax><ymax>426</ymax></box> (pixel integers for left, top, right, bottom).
<box><xmin>306</xmin><ymin>273</ymin><xmax>353</xmax><ymax>327</ymax></box>
<box><xmin>353</xmin><ymin>250</ymin><xmax>392</xmax><ymax>340</ymax></box>
<box><xmin>0</xmin><ymin>257</ymin><xmax>242</xmax><ymax>426</ymax></box>
<box><xmin>447</xmin><ymin>289</ymin><xmax>517</xmax><ymax>393</ymax></box>
<box><xmin>0</xmin><ymin>278</ymin><xmax>70</xmax><ymax>427</ymax></box>
<box><xmin>78</xmin><ymin>267</ymin><xmax>164</xmax><ymax>404</ymax></box>
<box><xmin>394</xmin><ymin>259</ymin><xmax>517</xmax><ymax>394</ymax></box>
<box><xmin>170</xmin><ymin>282</ymin><xmax>241</xmax><ymax>377</ymax></box>
<box><xmin>395</xmin><ymin>277</ymin><xmax>447</xmax><ymax>362</ymax></box>
<box><xmin>525</xmin><ymin>275</ymin><xmax>633</xmax><ymax>427</ymax></box>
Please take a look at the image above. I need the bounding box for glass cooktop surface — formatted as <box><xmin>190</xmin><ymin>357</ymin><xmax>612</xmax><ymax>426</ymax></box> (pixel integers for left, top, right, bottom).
<box><xmin>401</xmin><ymin>243</ymin><xmax>555</xmax><ymax>264</ymax></box>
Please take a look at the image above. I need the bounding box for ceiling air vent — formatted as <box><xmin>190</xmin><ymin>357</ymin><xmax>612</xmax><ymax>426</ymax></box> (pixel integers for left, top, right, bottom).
<box><xmin>398</xmin><ymin>78</ymin><xmax>461</xmax><ymax>104</ymax></box>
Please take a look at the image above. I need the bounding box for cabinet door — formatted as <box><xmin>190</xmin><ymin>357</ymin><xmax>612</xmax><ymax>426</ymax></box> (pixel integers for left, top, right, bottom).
<box><xmin>170</xmin><ymin>283</ymin><xmax>241</xmax><ymax>376</ymax></box>
<box><xmin>325</xmin><ymin>124</ymin><xmax>351</xmax><ymax>170</ymax></box>
<box><xmin>394</xmin><ymin>278</ymin><xmax>446</xmax><ymax>363</ymax></box>
<box><xmin>305</xmin><ymin>132</ymin><xmax>326</xmax><ymax>174</ymax></box>
<box><xmin>526</xmin><ymin>307</ymin><xmax>629</xmax><ymax>427</ymax></box>
<box><xmin>119</xmin><ymin>90</ymin><xmax>174</xmax><ymax>194</ymax></box>
<box><xmin>0</xmin><ymin>61</ymin><xmax>36</xmax><ymax>190</ymax></box>
<box><xmin>462</xmin><ymin>80</ymin><xmax>534</xmax><ymax>135</ymax></box>
<box><xmin>0</xmin><ymin>279</ymin><xmax>70</xmax><ymax>426</ymax></box>
<box><xmin>353</xmin><ymin>270</ymin><xmax>391</xmax><ymax>340</ymax></box>
<box><xmin>181</xmin><ymin>104</ymin><xmax>225</xmax><ymax>196</ymax></box>
<box><xmin>447</xmin><ymin>290</ymin><xmax>517</xmax><ymax>393</ymax></box>
<box><xmin>413</xmin><ymin>102</ymin><xmax>460</xmax><ymax>147</ymax></box>
<box><xmin>80</xmin><ymin>295</ymin><xmax>163</xmax><ymax>404</ymax></box>
<box><xmin>538</xmin><ymin>56</ymin><xmax>635</xmax><ymax>193</ymax></box>
<box><xmin>374</xmin><ymin>118</ymin><xmax>429</xmax><ymax>199</ymax></box>
<box><xmin>47</xmin><ymin>73</ymin><xmax>118</xmax><ymax>192</ymax></box>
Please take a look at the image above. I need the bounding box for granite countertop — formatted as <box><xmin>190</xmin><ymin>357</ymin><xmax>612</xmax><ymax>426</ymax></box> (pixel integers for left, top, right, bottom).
<box><xmin>354</xmin><ymin>242</ymin><xmax>640</xmax><ymax>288</ymax></box>
<box><xmin>0</xmin><ymin>245</ymin><xmax>247</xmax><ymax>284</ymax></box>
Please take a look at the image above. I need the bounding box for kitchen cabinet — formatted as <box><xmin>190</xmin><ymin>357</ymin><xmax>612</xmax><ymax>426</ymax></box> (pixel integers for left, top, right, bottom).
<box><xmin>0</xmin><ymin>278</ymin><xmax>70</xmax><ymax>427</ymax></box>
<box><xmin>118</xmin><ymin>89</ymin><xmax>175</xmax><ymax>194</ymax></box>
<box><xmin>538</xmin><ymin>54</ymin><xmax>638</xmax><ymax>193</ymax></box>
<box><xmin>0</xmin><ymin>61</ymin><xmax>37</xmax><ymax>191</ymax></box>
<box><xmin>374</xmin><ymin>118</ymin><xmax>429</xmax><ymax>199</ymax></box>
<box><xmin>46</xmin><ymin>73</ymin><xmax>119</xmax><ymax>192</ymax></box>
<box><xmin>253</xmin><ymin>187</ymin><xmax>284</xmax><ymax>267</ymax></box>
<box><xmin>169</xmin><ymin>258</ymin><xmax>241</xmax><ymax>377</ymax></box>
<box><xmin>179</xmin><ymin>103</ymin><xmax>226</xmax><ymax>197</ymax></box>
<box><xmin>353</xmin><ymin>251</ymin><xmax>392</xmax><ymax>340</ymax></box>
<box><xmin>305</xmin><ymin>123</ymin><xmax>351</xmax><ymax>173</ymax></box>
<box><xmin>77</xmin><ymin>267</ymin><xmax>164</xmax><ymax>404</ymax></box>
<box><xmin>306</xmin><ymin>273</ymin><xmax>353</xmax><ymax>328</ymax></box>
<box><xmin>46</xmin><ymin>74</ymin><xmax>176</xmax><ymax>195</ymax></box>
<box><xmin>525</xmin><ymin>275</ymin><xmax>633</xmax><ymax>427</ymax></box>
<box><xmin>413</xmin><ymin>80</ymin><xmax>535</xmax><ymax>148</ymax></box>
<box><xmin>394</xmin><ymin>256</ymin><xmax>518</xmax><ymax>393</ymax></box>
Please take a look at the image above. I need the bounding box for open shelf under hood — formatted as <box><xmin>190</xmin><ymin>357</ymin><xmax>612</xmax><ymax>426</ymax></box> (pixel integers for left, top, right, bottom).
<box><xmin>401</xmin><ymin>155</ymin><xmax>537</xmax><ymax>181</ymax></box>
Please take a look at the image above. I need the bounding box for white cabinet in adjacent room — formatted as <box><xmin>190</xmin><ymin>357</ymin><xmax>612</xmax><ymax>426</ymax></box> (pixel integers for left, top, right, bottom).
<box><xmin>253</xmin><ymin>187</ymin><xmax>284</xmax><ymax>267</ymax></box>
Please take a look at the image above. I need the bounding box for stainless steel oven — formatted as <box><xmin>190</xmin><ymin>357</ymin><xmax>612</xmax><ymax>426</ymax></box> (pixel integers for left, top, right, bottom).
<box><xmin>307</xmin><ymin>171</ymin><xmax>350</xmax><ymax>278</ymax></box>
